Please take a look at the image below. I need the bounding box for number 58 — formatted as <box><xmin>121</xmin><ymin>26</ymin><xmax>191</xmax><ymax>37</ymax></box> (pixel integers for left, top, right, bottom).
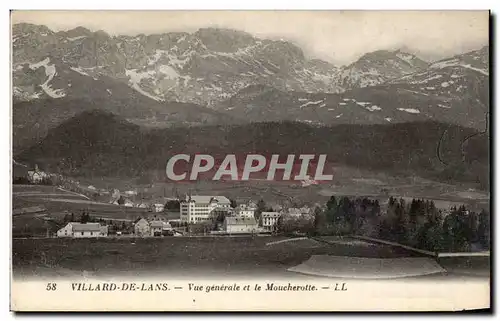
<box><xmin>46</xmin><ymin>283</ymin><xmax>57</xmax><ymax>291</ymax></box>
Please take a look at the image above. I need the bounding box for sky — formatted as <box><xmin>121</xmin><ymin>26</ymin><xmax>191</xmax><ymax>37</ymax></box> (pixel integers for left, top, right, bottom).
<box><xmin>11</xmin><ymin>10</ymin><xmax>489</xmax><ymax>65</ymax></box>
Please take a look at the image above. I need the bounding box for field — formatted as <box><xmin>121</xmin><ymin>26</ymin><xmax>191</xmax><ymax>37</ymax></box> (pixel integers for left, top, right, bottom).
<box><xmin>12</xmin><ymin>185</ymin><xmax>151</xmax><ymax>237</ymax></box>
<box><xmin>12</xmin><ymin>236</ymin><xmax>490</xmax><ymax>281</ymax></box>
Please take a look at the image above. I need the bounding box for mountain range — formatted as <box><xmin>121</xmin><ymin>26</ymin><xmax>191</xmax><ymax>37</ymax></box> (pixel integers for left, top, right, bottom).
<box><xmin>12</xmin><ymin>23</ymin><xmax>490</xmax><ymax>188</ymax></box>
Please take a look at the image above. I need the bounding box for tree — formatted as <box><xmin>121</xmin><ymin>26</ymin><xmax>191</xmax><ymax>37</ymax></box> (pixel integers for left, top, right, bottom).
<box><xmin>324</xmin><ymin>196</ymin><xmax>338</xmax><ymax>224</ymax></box>
<box><xmin>313</xmin><ymin>206</ymin><xmax>324</xmax><ymax>235</ymax></box>
<box><xmin>275</xmin><ymin>215</ymin><xmax>284</xmax><ymax>234</ymax></box>
<box><xmin>478</xmin><ymin>209</ymin><xmax>490</xmax><ymax>249</ymax></box>
<box><xmin>80</xmin><ymin>211</ymin><xmax>90</xmax><ymax>223</ymax></box>
<box><xmin>229</xmin><ymin>199</ymin><xmax>237</xmax><ymax>208</ymax></box>
<box><xmin>255</xmin><ymin>199</ymin><xmax>266</xmax><ymax>221</ymax></box>
<box><xmin>165</xmin><ymin>200</ymin><xmax>180</xmax><ymax>211</ymax></box>
<box><xmin>442</xmin><ymin>208</ymin><xmax>470</xmax><ymax>252</ymax></box>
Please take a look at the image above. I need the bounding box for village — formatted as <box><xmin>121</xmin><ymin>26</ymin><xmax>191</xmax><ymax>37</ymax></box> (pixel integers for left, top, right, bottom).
<box><xmin>14</xmin><ymin>163</ymin><xmax>315</xmax><ymax>239</ymax></box>
<box><xmin>55</xmin><ymin>195</ymin><xmax>313</xmax><ymax>238</ymax></box>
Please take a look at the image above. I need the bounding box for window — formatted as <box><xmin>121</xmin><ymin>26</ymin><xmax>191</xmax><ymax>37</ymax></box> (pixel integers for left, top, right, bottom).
<box><xmin>90</xmin><ymin>232</ymin><xmax>93</xmax><ymax>236</ymax></box>
<box><xmin>81</xmin><ymin>232</ymin><xmax>84</xmax><ymax>236</ymax></box>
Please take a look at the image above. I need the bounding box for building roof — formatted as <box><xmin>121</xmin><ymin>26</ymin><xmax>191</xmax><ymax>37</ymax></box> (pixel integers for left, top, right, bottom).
<box><xmin>225</xmin><ymin>217</ymin><xmax>257</xmax><ymax>225</ymax></box>
<box><xmin>149</xmin><ymin>221</ymin><xmax>166</xmax><ymax>228</ymax></box>
<box><xmin>286</xmin><ymin>207</ymin><xmax>312</xmax><ymax>215</ymax></box>
<box><xmin>71</xmin><ymin>222</ymin><xmax>102</xmax><ymax>232</ymax></box>
<box><xmin>184</xmin><ymin>195</ymin><xmax>231</xmax><ymax>204</ymax></box>
<box><xmin>149</xmin><ymin>220</ymin><xmax>172</xmax><ymax>229</ymax></box>
<box><xmin>237</xmin><ymin>204</ymin><xmax>256</xmax><ymax>211</ymax></box>
<box><xmin>134</xmin><ymin>217</ymin><xmax>149</xmax><ymax>224</ymax></box>
<box><xmin>261</xmin><ymin>212</ymin><xmax>282</xmax><ymax>218</ymax></box>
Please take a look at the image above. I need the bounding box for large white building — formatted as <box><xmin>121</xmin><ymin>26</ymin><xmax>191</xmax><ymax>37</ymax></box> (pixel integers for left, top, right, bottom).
<box><xmin>261</xmin><ymin>212</ymin><xmax>282</xmax><ymax>232</ymax></box>
<box><xmin>57</xmin><ymin>222</ymin><xmax>108</xmax><ymax>238</ymax></box>
<box><xmin>180</xmin><ymin>195</ymin><xmax>232</xmax><ymax>223</ymax></box>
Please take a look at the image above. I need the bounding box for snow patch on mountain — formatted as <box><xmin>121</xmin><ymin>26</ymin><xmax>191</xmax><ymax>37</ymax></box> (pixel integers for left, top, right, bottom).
<box><xmin>148</xmin><ymin>50</ymin><xmax>167</xmax><ymax>65</ymax></box>
<box><xmin>401</xmin><ymin>88</ymin><xmax>430</xmax><ymax>97</ymax></box>
<box><xmin>408</xmin><ymin>74</ymin><xmax>443</xmax><ymax>84</ymax></box>
<box><xmin>460</xmin><ymin>64</ymin><xmax>488</xmax><ymax>76</ymax></box>
<box><xmin>125</xmin><ymin>69</ymin><xmax>164</xmax><ymax>102</ymax></box>
<box><xmin>431</xmin><ymin>59</ymin><xmax>488</xmax><ymax>75</ymax></box>
<box><xmin>13</xmin><ymin>87</ymin><xmax>41</xmax><ymax>100</ymax></box>
<box><xmin>396</xmin><ymin>52</ymin><xmax>417</xmax><ymax>65</ymax></box>
<box><xmin>70</xmin><ymin>66</ymin><xmax>90</xmax><ymax>76</ymax></box>
<box><xmin>29</xmin><ymin>58</ymin><xmax>66</xmax><ymax>98</ymax></box>
<box><xmin>67</xmin><ymin>35</ymin><xmax>86</xmax><ymax>41</ymax></box>
<box><xmin>397</xmin><ymin>108</ymin><xmax>420</xmax><ymax>114</ymax></box>
<box><xmin>158</xmin><ymin>65</ymin><xmax>180</xmax><ymax>79</ymax></box>
<box><xmin>299</xmin><ymin>99</ymin><xmax>325</xmax><ymax>108</ymax></box>
<box><xmin>366</xmin><ymin>105</ymin><xmax>382</xmax><ymax>111</ymax></box>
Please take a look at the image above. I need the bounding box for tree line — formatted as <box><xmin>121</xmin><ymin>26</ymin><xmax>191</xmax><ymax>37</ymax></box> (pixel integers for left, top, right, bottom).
<box><xmin>310</xmin><ymin>196</ymin><xmax>490</xmax><ymax>252</ymax></box>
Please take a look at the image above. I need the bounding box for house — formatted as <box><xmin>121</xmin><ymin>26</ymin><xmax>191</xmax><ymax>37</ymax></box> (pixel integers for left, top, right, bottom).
<box><xmin>110</xmin><ymin>195</ymin><xmax>135</xmax><ymax>207</ymax></box>
<box><xmin>124</xmin><ymin>198</ymin><xmax>135</xmax><ymax>207</ymax></box>
<box><xmin>149</xmin><ymin>220</ymin><xmax>172</xmax><ymax>236</ymax></box>
<box><xmin>151</xmin><ymin>203</ymin><xmax>165</xmax><ymax>213</ymax></box>
<box><xmin>134</xmin><ymin>218</ymin><xmax>150</xmax><ymax>237</ymax></box>
<box><xmin>27</xmin><ymin>164</ymin><xmax>48</xmax><ymax>184</ymax></box>
<box><xmin>283</xmin><ymin>206</ymin><xmax>313</xmax><ymax>220</ymax></box>
<box><xmin>134</xmin><ymin>217</ymin><xmax>172</xmax><ymax>237</ymax></box>
<box><xmin>180</xmin><ymin>195</ymin><xmax>232</xmax><ymax>223</ymax></box>
<box><xmin>234</xmin><ymin>204</ymin><xmax>256</xmax><ymax>219</ymax></box>
<box><xmin>135</xmin><ymin>202</ymin><xmax>149</xmax><ymax>209</ymax></box>
<box><xmin>223</xmin><ymin>217</ymin><xmax>258</xmax><ymax>234</ymax></box>
<box><xmin>57</xmin><ymin>222</ymin><xmax>108</xmax><ymax>238</ymax></box>
<box><xmin>261</xmin><ymin>212</ymin><xmax>282</xmax><ymax>231</ymax></box>
<box><xmin>124</xmin><ymin>190</ymin><xmax>138</xmax><ymax>196</ymax></box>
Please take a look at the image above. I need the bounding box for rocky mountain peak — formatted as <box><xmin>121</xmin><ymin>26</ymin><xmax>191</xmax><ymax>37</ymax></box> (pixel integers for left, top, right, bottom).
<box><xmin>338</xmin><ymin>49</ymin><xmax>428</xmax><ymax>90</ymax></box>
<box><xmin>194</xmin><ymin>27</ymin><xmax>256</xmax><ymax>52</ymax></box>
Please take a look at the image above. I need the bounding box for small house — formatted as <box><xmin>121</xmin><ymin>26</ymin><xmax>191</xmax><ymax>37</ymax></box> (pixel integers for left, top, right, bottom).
<box><xmin>151</xmin><ymin>203</ymin><xmax>165</xmax><ymax>213</ymax></box>
<box><xmin>57</xmin><ymin>222</ymin><xmax>107</xmax><ymax>238</ymax></box>
<box><xmin>149</xmin><ymin>220</ymin><xmax>167</xmax><ymax>236</ymax></box>
<box><xmin>27</xmin><ymin>164</ymin><xmax>48</xmax><ymax>184</ymax></box>
<box><xmin>134</xmin><ymin>218</ymin><xmax>150</xmax><ymax>237</ymax></box>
